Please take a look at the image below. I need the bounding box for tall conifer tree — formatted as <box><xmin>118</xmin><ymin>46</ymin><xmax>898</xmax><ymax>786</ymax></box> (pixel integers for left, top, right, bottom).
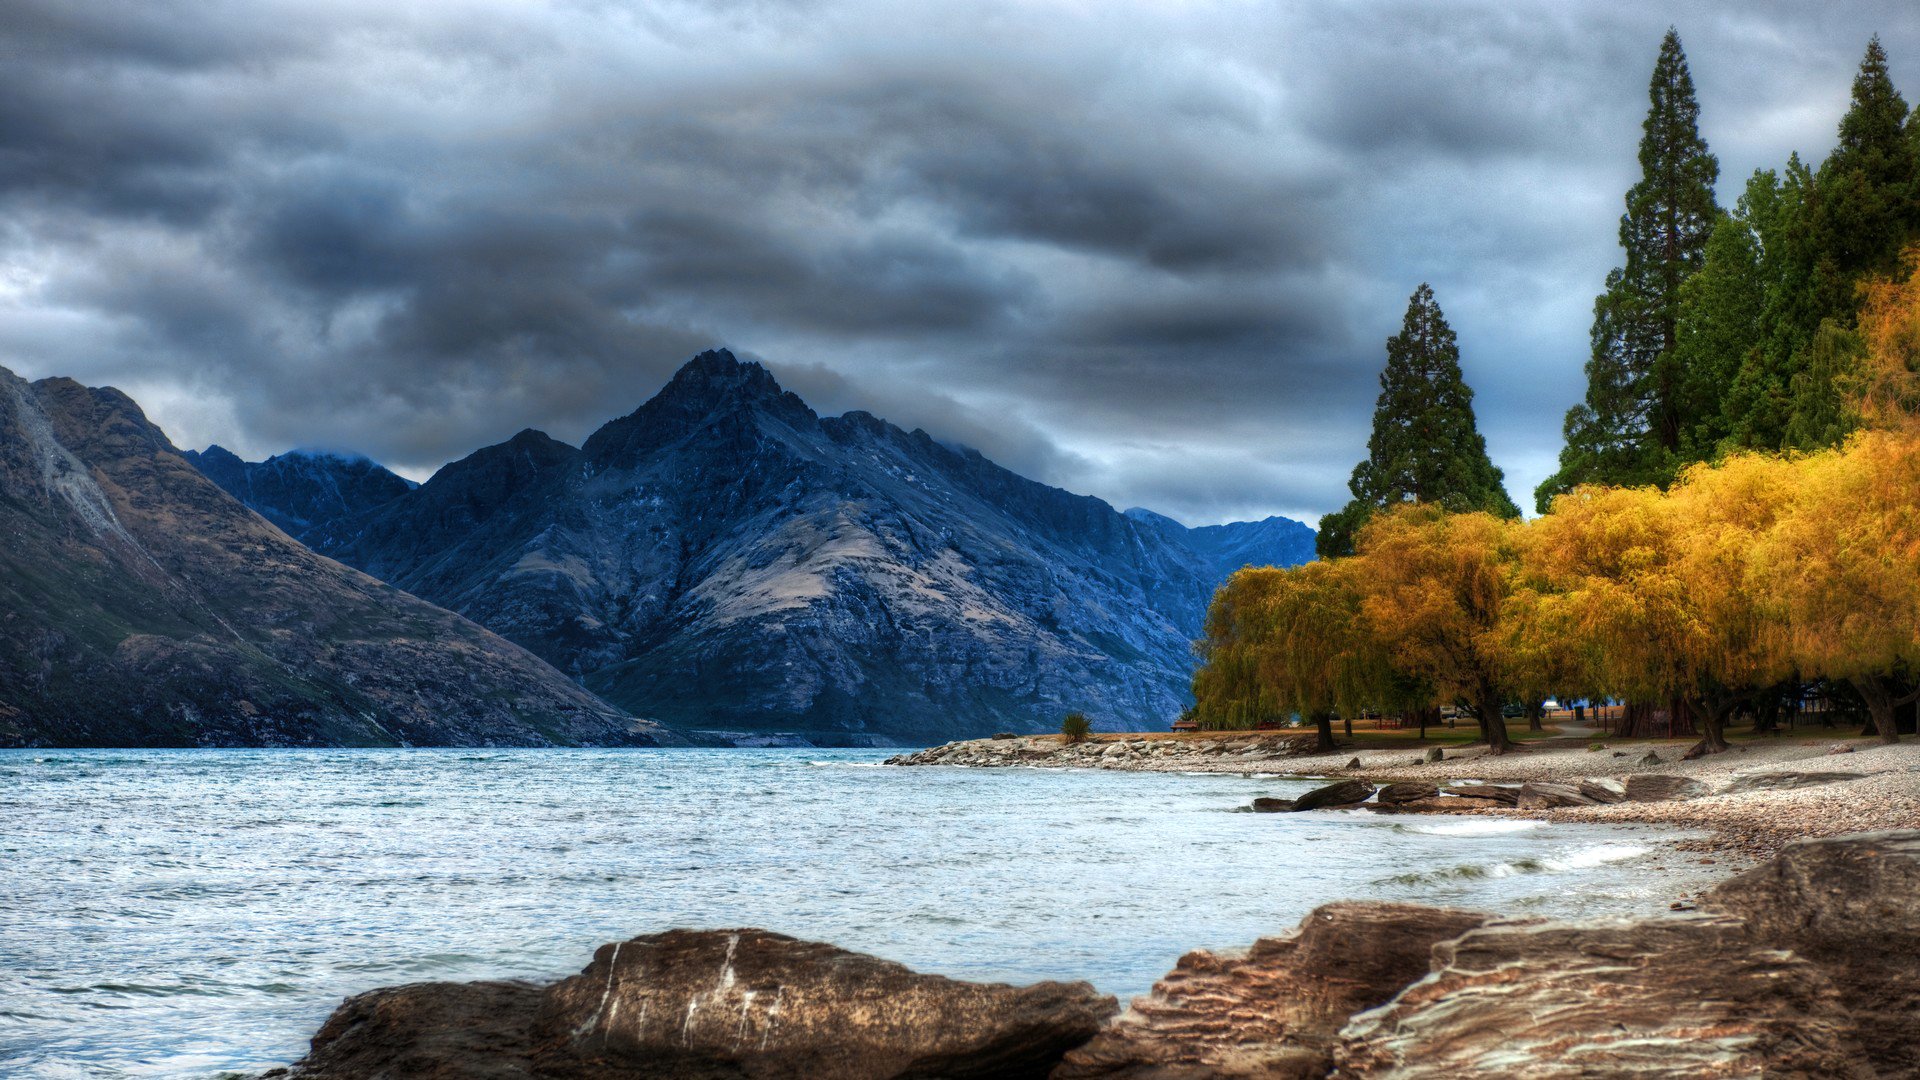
<box><xmin>1538</xmin><ymin>29</ymin><xmax>1718</xmax><ymax>510</ymax></box>
<box><xmin>1808</xmin><ymin>36</ymin><xmax>1914</xmax><ymax>326</ymax></box>
<box><xmin>1317</xmin><ymin>284</ymin><xmax>1518</xmax><ymax>558</ymax></box>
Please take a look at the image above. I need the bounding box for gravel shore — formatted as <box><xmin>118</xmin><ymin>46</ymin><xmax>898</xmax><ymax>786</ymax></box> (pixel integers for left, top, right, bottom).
<box><xmin>890</xmin><ymin>730</ymin><xmax>1920</xmax><ymax>867</ymax></box>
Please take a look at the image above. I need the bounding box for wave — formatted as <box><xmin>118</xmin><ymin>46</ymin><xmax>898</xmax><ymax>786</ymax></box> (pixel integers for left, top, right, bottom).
<box><xmin>1379</xmin><ymin>843</ymin><xmax>1651</xmax><ymax>886</ymax></box>
<box><xmin>1401</xmin><ymin>819</ymin><xmax>1546</xmax><ymax>836</ymax></box>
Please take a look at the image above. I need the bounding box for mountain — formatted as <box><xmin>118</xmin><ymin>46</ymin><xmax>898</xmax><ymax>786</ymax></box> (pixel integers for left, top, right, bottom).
<box><xmin>1123</xmin><ymin>508</ymin><xmax>1318</xmax><ymax>585</ymax></box>
<box><xmin>183</xmin><ymin>444</ymin><xmax>414</xmax><ymax>547</ymax></box>
<box><xmin>269</xmin><ymin>350</ymin><xmax>1312</xmax><ymax>744</ymax></box>
<box><xmin>0</xmin><ymin>364</ymin><xmax>673</xmax><ymax>748</ymax></box>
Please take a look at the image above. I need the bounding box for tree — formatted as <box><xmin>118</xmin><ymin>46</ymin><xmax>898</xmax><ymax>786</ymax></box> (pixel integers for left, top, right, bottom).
<box><xmin>1060</xmin><ymin>711</ymin><xmax>1092</xmax><ymax>743</ymax></box>
<box><xmin>1719</xmin><ymin>160</ymin><xmax>1818</xmax><ymax>454</ymax></box>
<box><xmin>1351</xmin><ymin>507</ymin><xmax>1521</xmax><ymax>753</ymax></box>
<box><xmin>1317</xmin><ymin>284</ymin><xmax>1518</xmax><ymax>557</ymax></box>
<box><xmin>1670</xmin><ymin>210</ymin><xmax>1764</xmax><ymax>458</ymax></box>
<box><xmin>1807</xmin><ymin>37</ymin><xmax>1915</xmax><ymax>325</ymax></box>
<box><xmin>1191</xmin><ymin>561</ymin><xmax>1396</xmax><ymax>752</ymax></box>
<box><xmin>1540</xmin><ymin>29</ymin><xmax>1718</xmax><ymax>508</ymax></box>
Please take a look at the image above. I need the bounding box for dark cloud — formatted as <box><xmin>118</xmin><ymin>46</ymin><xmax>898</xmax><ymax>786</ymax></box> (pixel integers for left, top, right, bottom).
<box><xmin>0</xmin><ymin>0</ymin><xmax>1915</xmax><ymax>521</ymax></box>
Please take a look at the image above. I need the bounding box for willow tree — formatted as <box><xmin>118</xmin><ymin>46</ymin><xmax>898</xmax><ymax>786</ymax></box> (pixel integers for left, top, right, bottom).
<box><xmin>1351</xmin><ymin>507</ymin><xmax>1520</xmax><ymax>753</ymax></box>
<box><xmin>1756</xmin><ymin>264</ymin><xmax>1920</xmax><ymax>743</ymax></box>
<box><xmin>1317</xmin><ymin>284</ymin><xmax>1518</xmax><ymax>557</ymax></box>
<box><xmin>1541</xmin><ymin>29</ymin><xmax>1719</xmax><ymax>507</ymax></box>
<box><xmin>1192</xmin><ymin>560</ymin><xmax>1394</xmax><ymax>752</ymax></box>
<box><xmin>1525</xmin><ymin>456</ymin><xmax>1795</xmax><ymax>754</ymax></box>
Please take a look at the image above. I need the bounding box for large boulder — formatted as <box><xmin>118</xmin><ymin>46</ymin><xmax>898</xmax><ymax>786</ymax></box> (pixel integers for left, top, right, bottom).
<box><xmin>1286</xmin><ymin>780</ymin><xmax>1375</xmax><ymax>812</ymax></box>
<box><xmin>1375</xmin><ymin>782</ymin><xmax>1439</xmax><ymax>806</ymax></box>
<box><xmin>1623</xmin><ymin>773</ymin><xmax>1710</xmax><ymax>802</ymax></box>
<box><xmin>1576</xmin><ymin>777</ymin><xmax>1627</xmax><ymax>804</ymax></box>
<box><xmin>1514</xmin><ymin>782</ymin><xmax>1595</xmax><ymax>809</ymax></box>
<box><xmin>1437</xmin><ymin>783</ymin><xmax>1520</xmax><ymax>806</ymax></box>
<box><xmin>1333</xmin><ymin>916</ymin><xmax>1870</xmax><ymax>1078</ymax></box>
<box><xmin>1705</xmin><ymin>831</ymin><xmax>1920</xmax><ymax>1076</ymax></box>
<box><xmin>284</xmin><ymin>929</ymin><xmax>1117</xmax><ymax>1079</ymax></box>
<box><xmin>1055</xmin><ymin>902</ymin><xmax>1489</xmax><ymax>1080</ymax></box>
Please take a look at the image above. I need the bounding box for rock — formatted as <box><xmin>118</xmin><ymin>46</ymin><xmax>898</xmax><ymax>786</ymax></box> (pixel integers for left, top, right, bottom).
<box><xmin>1576</xmin><ymin>778</ymin><xmax>1627</xmax><ymax>804</ymax></box>
<box><xmin>1514</xmin><ymin>781</ymin><xmax>1595</xmax><ymax>809</ymax></box>
<box><xmin>1344</xmin><ymin>757</ymin><xmax>1362</xmax><ymax>769</ymax></box>
<box><xmin>1376</xmin><ymin>782</ymin><xmax>1439</xmax><ymax>806</ymax></box>
<box><xmin>1250</xmin><ymin>797</ymin><xmax>1292</xmax><ymax>813</ymax></box>
<box><xmin>1422</xmin><ymin>747</ymin><xmax>1444</xmax><ymax>763</ymax></box>
<box><xmin>1437</xmin><ymin>783</ymin><xmax>1521</xmax><ymax>806</ymax></box>
<box><xmin>991</xmin><ymin>732</ymin><xmax>1017</xmax><ymax>740</ymax></box>
<box><xmin>1333</xmin><ymin>916</ymin><xmax>1870</xmax><ymax>1079</ymax></box>
<box><xmin>1623</xmin><ymin>774</ymin><xmax>1710</xmax><ymax>802</ymax></box>
<box><xmin>1638</xmin><ymin>750</ymin><xmax>1663</xmax><ymax>765</ymax></box>
<box><xmin>1828</xmin><ymin>743</ymin><xmax>1856</xmax><ymax>754</ymax></box>
<box><xmin>1705</xmin><ymin>831</ymin><xmax>1920</xmax><ymax>1077</ymax></box>
<box><xmin>1287</xmin><ymin>779</ymin><xmax>1376</xmax><ymax>811</ymax></box>
<box><xmin>1055</xmin><ymin>902</ymin><xmax>1489</xmax><ymax>1080</ymax></box>
<box><xmin>1719</xmin><ymin>770</ymin><xmax>1865</xmax><ymax>794</ymax></box>
<box><xmin>288</xmin><ymin>928</ymin><xmax>1117</xmax><ymax>1080</ymax></box>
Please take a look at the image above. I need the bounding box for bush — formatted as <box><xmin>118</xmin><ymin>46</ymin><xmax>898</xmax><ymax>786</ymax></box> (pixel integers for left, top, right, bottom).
<box><xmin>1061</xmin><ymin>711</ymin><xmax>1092</xmax><ymax>743</ymax></box>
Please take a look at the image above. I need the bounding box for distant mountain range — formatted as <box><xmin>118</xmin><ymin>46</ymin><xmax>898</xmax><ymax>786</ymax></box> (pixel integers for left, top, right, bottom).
<box><xmin>193</xmin><ymin>350</ymin><xmax>1316</xmax><ymax>744</ymax></box>
<box><xmin>0</xmin><ymin>364</ymin><xmax>674</xmax><ymax>748</ymax></box>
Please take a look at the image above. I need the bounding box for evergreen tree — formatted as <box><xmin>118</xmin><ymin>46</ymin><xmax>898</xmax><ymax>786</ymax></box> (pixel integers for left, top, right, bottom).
<box><xmin>1670</xmin><ymin>210</ymin><xmax>1763</xmax><ymax>458</ymax></box>
<box><xmin>1808</xmin><ymin>35</ymin><xmax>1914</xmax><ymax>320</ymax></box>
<box><xmin>1719</xmin><ymin>159</ymin><xmax>1817</xmax><ymax>452</ymax></box>
<box><xmin>1317</xmin><ymin>284</ymin><xmax>1518</xmax><ymax>558</ymax></box>
<box><xmin>1537</xmin><ymin>29</ymin><xmax>1718</xmax><ymax>510</ymax></box>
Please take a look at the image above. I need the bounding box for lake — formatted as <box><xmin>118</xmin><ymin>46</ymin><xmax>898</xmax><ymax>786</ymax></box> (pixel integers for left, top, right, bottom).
<box><xmin>0</xmin><ymin>748</ymin><xmax>1710</xmax><ymax>1078</ymax></box>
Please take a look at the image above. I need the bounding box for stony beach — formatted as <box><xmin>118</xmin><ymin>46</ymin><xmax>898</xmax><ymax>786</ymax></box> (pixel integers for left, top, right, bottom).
<box><xmin>887</xmin><ymin>729</ymin><xmax>1920</xmax><ymax>868</ymax></box>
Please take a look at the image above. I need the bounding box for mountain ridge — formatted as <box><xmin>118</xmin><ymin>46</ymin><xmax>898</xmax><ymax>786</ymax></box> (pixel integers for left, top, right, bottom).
<box><xmin>194</xmin><ymin>350</ymin><xmax>1316</xmax><ymax>744</ymax></box>
<box><xmin>0</xmin><ymin>364</ymin><xmax>674</xmax><ymax>748</ymax></box>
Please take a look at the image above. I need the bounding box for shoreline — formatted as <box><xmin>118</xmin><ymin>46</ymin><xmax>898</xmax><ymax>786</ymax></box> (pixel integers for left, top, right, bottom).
<box><xmin>889</xmin><ymin>730</ymin><xmax>1920</xmax><ymax>868</ymax></box>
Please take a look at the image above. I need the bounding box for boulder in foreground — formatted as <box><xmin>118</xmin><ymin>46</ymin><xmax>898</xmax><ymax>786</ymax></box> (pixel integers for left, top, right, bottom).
<box><xmin>282</xmin><ymin>928</ymin><xmax>1116</xmax><ymax>1079</ymax></box>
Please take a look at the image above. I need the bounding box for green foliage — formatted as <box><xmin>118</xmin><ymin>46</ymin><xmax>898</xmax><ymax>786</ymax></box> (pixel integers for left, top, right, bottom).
<box><xmin>1318</xmin><ymin>284</ymin><xmax>1517</xmax><ymax>557</ymax></box>
<box><xmin>1540</xmin><ymin>29</ymin><xmax>1718</xmax><ymax>509</ymax></box>
<box><xmin>1060</xmin><ymin>711</ymin><xmax>1092</xmax><ymax>743</ymax></box>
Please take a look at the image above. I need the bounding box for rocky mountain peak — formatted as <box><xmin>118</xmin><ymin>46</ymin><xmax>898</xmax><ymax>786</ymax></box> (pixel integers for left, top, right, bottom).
<box><xmin>581</xmin><ymin>349</ymin><xmax>817</xmax><ymax>466</ymax></box>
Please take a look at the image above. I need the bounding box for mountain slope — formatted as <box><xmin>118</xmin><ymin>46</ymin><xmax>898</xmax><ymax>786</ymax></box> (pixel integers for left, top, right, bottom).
<box><xmin>1124</xmin><ymin>508</ymin><xmax>1318</xmax><ymax>584</ymax></box>
<box><xmin>0</xmin><ymin>365</ymin><xmax>672</xmax><ymax>748</ymax></box>
<box><xmin>299</xmin><ymin>350</ymin><xmax>1312</xmax><ymax>744</ymax></box>
<box><xmin>184</xmin><ymin>445</ymin><xmax>414</xmax><ymax>547</ymax></box>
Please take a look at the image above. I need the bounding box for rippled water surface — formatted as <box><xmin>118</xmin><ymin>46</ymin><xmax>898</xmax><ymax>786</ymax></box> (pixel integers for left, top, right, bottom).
<box><xmin>0</xmin><ymin>748</ymin><xmax>1709</xmax><ymax>1077</ymax></box>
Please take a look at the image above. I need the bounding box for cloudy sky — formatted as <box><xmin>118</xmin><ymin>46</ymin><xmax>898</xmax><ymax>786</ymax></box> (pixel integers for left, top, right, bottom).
<box><xmin>2</xmin><ymin>1</ymin><xmax>1914</xmax><ymax>524</ymax></box>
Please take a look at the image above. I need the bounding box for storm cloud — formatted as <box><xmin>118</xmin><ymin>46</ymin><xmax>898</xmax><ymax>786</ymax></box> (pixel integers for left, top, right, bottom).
<box><xmin>1</xmin><ymin>0</ymin><xmax>1914</xmax><ymax>524</ymax></box>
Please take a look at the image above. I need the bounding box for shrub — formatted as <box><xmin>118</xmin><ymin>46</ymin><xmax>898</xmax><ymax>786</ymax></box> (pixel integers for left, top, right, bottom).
<box><xmin>1061</xmin><ymin>711</ymin><xmax>1092</xmax><ymax>743</ymax></box>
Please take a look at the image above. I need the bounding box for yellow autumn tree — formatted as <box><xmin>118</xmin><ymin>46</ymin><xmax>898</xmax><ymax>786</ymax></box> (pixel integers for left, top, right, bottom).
<box><xmin>1192</xmin><ymin>559</ymin><xmax>1395</xmax><ymax>752</ymax></box>
<box><xmin>1753</xmin><ymin>432</ymin><xmax>1920</xmax><ymax>743</ymax></box>
<box><xmin>1351</xmin><ymin>506</ymin><xmax>1521</xmax><ymax>753</ymax></box>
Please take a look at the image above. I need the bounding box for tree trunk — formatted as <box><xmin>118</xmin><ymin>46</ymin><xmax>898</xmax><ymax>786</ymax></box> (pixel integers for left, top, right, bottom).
<box><xmin>1683</xmin><ymin>697</ymin><xmax>1730</xmax><ymax>754</ymax></box>
<box><xmin>1525</xmin><ymin>700</ymin><xmax>1544</xmax><ymax>732</ymax></box>
<box><xmin>1475</xmin><ymin>698</ymin><xmax>1513</xmax><ymax>755</ymax></box>
<box><xmin>1313</xmin><ymin>711</ymin><xmax>1337</xmax><ymax>753</ymax></box>
<box><xmin>1853</xmin><ymin>676</ymin><xmax>1902</xmax><ymax>745</ymax></box>
<box><xmin>1344</xmin><ymin>715</ymin><xmax>1353</xmax><ymax>738</ymax></box>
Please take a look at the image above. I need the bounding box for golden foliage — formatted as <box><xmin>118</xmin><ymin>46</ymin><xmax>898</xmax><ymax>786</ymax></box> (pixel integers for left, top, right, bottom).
<box><xmin>1194</xmin><ymin>252</ymin><xmax>1920</xmax><ymax>747</ymax></box>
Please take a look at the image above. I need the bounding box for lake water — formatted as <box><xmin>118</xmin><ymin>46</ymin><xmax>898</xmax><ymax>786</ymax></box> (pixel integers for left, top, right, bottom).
<box><xmin>0</xmin><ymin>748</ymin><xmax>1710</xmax><ymax>1078</ymax></box>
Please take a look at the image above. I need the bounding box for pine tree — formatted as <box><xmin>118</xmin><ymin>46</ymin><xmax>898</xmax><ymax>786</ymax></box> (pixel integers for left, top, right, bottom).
<box><xmin>1317</xmin><ymin>284</ymin><xmax>1518</xmax><ymax>558</ymax></box>
<box><xmin>1719</xmin><ymin>159</ymin><xmax>1817</xmax><ymax>453</ymax></box>
<box><xmin>1670</xmin><ymin>210</ymin><xmax>1763</xmax><ymax>458</ymax></box>
<box><xmin>1807</xmin><ymin>36</ymin><xmax>1915</xmax><ymax>329</ymax></box>
<box><xmin>1538</xmin><ymin>29</ymin><xmax>1718</xmax><ymax>510</ymax></box>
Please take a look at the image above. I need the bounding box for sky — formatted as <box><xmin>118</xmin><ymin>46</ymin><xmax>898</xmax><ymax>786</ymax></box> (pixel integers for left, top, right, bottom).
<box><xmin>2</xmin><ymin>1</ymin><xmax>1915</xmax><ymax>526</ymax></box>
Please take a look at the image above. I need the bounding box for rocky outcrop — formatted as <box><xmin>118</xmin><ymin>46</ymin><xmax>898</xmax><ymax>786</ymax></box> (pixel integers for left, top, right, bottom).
<box><xmin>282</xmin><ymin>929</ymin><xmax>1117</xmax><ymax>1079</ymax></box>
<box><xmin>1704</xmin><ymin>831</ymin><xmax>1920</xmax><ymax>1076</ymax></box>
<box><xmin>1334</xmin><ymin>916</ymin><xmax>1869</xmax><ymax>1078</ymax></box>
<box><xmin>1375</xmin><ymin>782</ymin><xmax>1437</xmax><ymax>806</ymax></box>
<box><xmin>1719</xmin><ymin>770</ymin><xmax>1866</xmax><ymax>794</ymax></box>
<box><xmin>1054</xmin><ymin>903</ymin><xmax>1489</xmax><ymax>1080</ymax></box>
<box><xmin>1576</xmin><ymin>777</ymin><xmax>1627</xmax><ymax>803</ymax></box>
<box><xmin>0</xmin><ymin>365</ymin><xmax>672</xmax><ymax>748</ymax></box>
<box><xmin>269</xmin><ymin>351</ymin><xmax>1314</xmax><ymax>744</ymax></box>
